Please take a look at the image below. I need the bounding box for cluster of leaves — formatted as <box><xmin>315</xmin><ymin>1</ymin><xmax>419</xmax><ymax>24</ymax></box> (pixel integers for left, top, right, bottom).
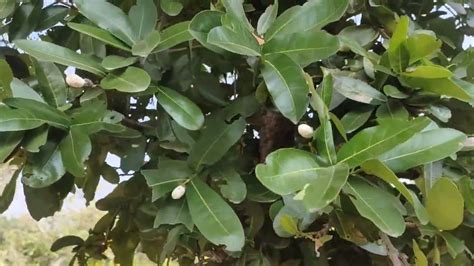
<box><xmin>1</xmin><ymin>0</ymin><xmax>474</xmax><ymax>265</ymax></box>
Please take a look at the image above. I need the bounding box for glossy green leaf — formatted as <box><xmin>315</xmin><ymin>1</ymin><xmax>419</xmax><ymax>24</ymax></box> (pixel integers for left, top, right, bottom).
<box><xmin>60</xmin><ymin>128</ymin><xmax>92</xmax><ymax>177</ymax></box>
<box><xmin>23</xmin><ymin>126</ymin><xmax>48</xmax><ymax>153</ymax></box>
<box><xmin>341</xmin><ymin>105</ymin><xmax>374</xmax><ymax>134</ymax></box>
<box><xmin>100</xmin><ymin>67</ymin><xmax>151</xmax><ymax>93</ymax></box>
<box><xmin>35</xmin><ymin>6</ymin><xmax>69</xmax><ymax>31</ymax></box>
<box><xmin>403</xmin><ymin>65</ymin><xmax>453</xmax><ymax>79</ymax></box>
<box><xmin>34</xmin><ymin>61</ymin><xmax>67</xmax><ymax>108</ymax></box>
<box><xmin>160</xmin><ymin>0</ymin><xmax>183</xmax><ymax>16</ymax></box>
<box><xmin>141</xmin><ymin>160</ymin><xmax>192</xmax><ymax>201</ymax></box>
<box><xmin>265</xmin><ymin>0</ymin><xmax>349</xmax><ymax>41</ymax></box>
<box><xmin>0</xmin><ymin>132</ymin><xmax>23</xmax><ymax>162</ymax></box>
<box><xmin>154</xmin><ymin>21</ymin><xmax>193</xmax><ymax>52</ymax></box>
<box><xmin>129</xmin><ymin>0</ymin><xmax>157</xmax><ymax>40</ymax></box>
<box><xmin>101</xmin><ymin>56</ymin><xmax>137</xmax><ymax>71</ymax></box>
<box><xmin>439</xmin><ymin>232</ymin><xmax>468</xmax><ymax>258</ymax></box>
<box><xmin>67</xmin><ymin>22</ymin><xmax>131</xmax><ymax>52</ymax></box>
<box><xmin>0</xmin><ymin>109</ymin><xmax>44</xmax><ymax>132</ymax></box>
<box><xmin>375</xmin><ymin>100</ymin><xmax>409</xmax><ymax>120</ymax></box>
<box><xmin>186</xmin><ymin>178</ymin><xmax>245</xmax><ymax>252</ymax></box>
<box><xmin>329</xmin><ymin>112</ymin><xmax>348</xmax><ymax>141</ymax></box>
<box><xmin>261</xmin><ymin>54</ymin><xmax>309</xmax><ymax>123</ymax></box>
<box><xmin>189</xmin><ymin>10</ymin><xmax>225</xmax><ymax>52</ymax></box>
<box><xmin>0</xmin><ymin>0</ymin><xmax>15</xmax><ymax>19</ymax></box>
<box><xmin>298</xmin><ymin>163</ymin><xmax>350</xmax><ymax>211</ymax></box>
<box><xmin>157</xmin><ymin>87</ymin><xmax>204</xmax><ymax>131</ymax></box>
<box><xmin>221</xmin><ymin>0</ymin><xmax>253</xmax><ymax>32</ymax></box>
<box><xmin>332</xmin><ymin>75</ymin><xmax>387</xmax><ymax>105</ymax></box>
<box><xmin>388</xmin><ymin>16</ymin><xmax>409</xmax><ymax>73</ymax></box>
<box><xmin>14</xmin><ymin>40</ymin><xmax>106</xmax><ymax>76</ymax></box>
<box><xmin>343</xmin><ymin>177</ymin><xmax>406</xmax><ymax>237</ymax></box>
<box><xmin>256</xmin><ymin>148</ymin><xmax>325</xmax><ymax>195</ymax></box>
<box><xmin>10</xmin><ymin>78</ymin><xmax>44</xmax><ymax>103</ymax></box>
<box><xmin>406</xmin><ymin>32</ymin><xmax>441</xmax><ymax>64</ymax></box>
<box><xmin>337</xmin><ymin>118</ymin><xmax>429</xmax><ymax>168</ymax></box>
<box><xmin>132</xmin><ymin>30</ymin><xmax>161</xmax><ymax>57</ymax></box>
<box><xmin>154</xmin><ymin>199</ymin><xmax>193</xmax><ymax>231</ymax></box>
<box><xmin>426</xmin><ymin>177</ymin><xmax>464</xmax><ymax>230</ymax></box>
<box><xmin>207</xmin><ymin>24</ymin><xmax>261</xmax><ymax>56</ymax></box>
<box><xmin>188</xmin><ymin>117</ymin><xmax>246</xmax><ymax>169</ymax></box>
<box><xmin>0</xmin><ymin>162</ymin><xmax>20</xmax><ymax>213</ymax></box>
<box><xmin>383</xmin><ymin>85</ymin><xmax>409</xmax><ymax>99</ymax></box>
<box><xmin>0</xmin><ymin>59</ymin><xmax>13</xmax><ymax>100</ymax></box>
<box><xmin>75</xmin><ymin>0</ymin><xmax>137</xmax><ymax>46</ymax></box>
<box><xmin>263</xmin><ymin>29</ymin><xmax>339</xmax><ymax>66</ymax></box>
<box><xmin>361</xmin><ymin>159</ymin><xmax>429</xmax><ymax>224</ymax></box>
<box><xmin>401</xmin><ymin>77</ymin><xmax>472</xmax><ymax>102</ymax></box>
<box><xmin>22</xmin><ymin>141</ymin><xmax>66</xmax><ymax>188</ymax></box>
<box><xmin>257</xmin><ymin>0</ymin><xmax>278</xmax><ymax>35</ymax></box>
<box><xmin>378</xmin><ymin>128</ymin><xmax>466</xmax><ymax>172</ymax></box>
<box><xmin>8</xmin><ymin>2</ymin><xmax>42</xmax><ymax>41</ymax></box>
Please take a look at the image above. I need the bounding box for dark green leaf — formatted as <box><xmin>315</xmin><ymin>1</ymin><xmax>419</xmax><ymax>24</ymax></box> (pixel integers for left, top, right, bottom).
<box><xmin>36</xmin><ymin>6</ymin><xmax>69</xmax><ymax>31</ymax></box>
<box><xmin>132</xmin><ymin>30</ymin><xmax>161</xmax><ymax>57</ymax></box>
<box><xmin>186</xmin><ymin>178</ymin><xmax>245</xmax><ymax>252</ymax></box>
<box><xmin>22</xmin><ymin>141</ymin><xmax>66</xmax><ymax>188</ymax></box>
<box><xmin>0</xmin><ymin>163</ymin><xmax>20</xmax><ymax>213</ymax></box>
<box><xmin>50</xmin><ymin>236</ymin><xmax>84</xmax><ymax>252</ymax></box>
<box><xmin>67</xmin><ymin>22</ymin><xmax>131</xmax><ymax>52</ymax></box>
<box><xmin>340</xmin><ymin>105</ymin><xmax>374</xmax><ymax>134</ymax></box>
<box><xmin>332</xmin><ymin>75</ymin><xmax>387</xmax><ymax>105</ymax></box>
<box><xmin>0</xmin><ymin>132</ymin><xmax>22</xmax><ymax>162</ymax></box>
<box><xmin>100</xmin><ymin>67</ymin><xmax>151</xmax><ymax>93</ymax></box>
<box><xmin>0</xmin><ymin>59</ymin><xmax>13</xmax><ymax>100</ymax></box>
<box><xmin>160</xmin><ymin>0</ymin><xmax>183</xmax><ymax>16</ymax></box>
<box><xmin>154</xmin><ymin>199</ymin><xmax>193</xmax><ymax>231</ymax></box>
<box><xmin>207</xmin><ymin>24</ymin><xmax>261</xmax><ymax>56</ymax></box>
<box><xmin>101</xmin><ymin>56</ymin><xmax>137</xmax><ymax>71</ymax></box>
<box><xmin>34</xmin><ymin>61</ymin><xmax>67</xmax><ymax>108</ymax></box>
<box><xmin>129</xmin><ymin>0</ymin><xmax>157</xmax><ymax>40</ymax></box>
<box><xmin>212</xmin><ymin>166</ymin><xmax>247</xmax><ymax>204</ymax></box>
<box><xmin>60</xmin><ymin>127</ymin><xmax>92</xmax><ymax>177</ymax></box>
<box><xmin>0</xmin><ymin>0</ymin><xmax>15</xmax><ymax>19</ymax></box>
<box><xmin>189</xmin><ymin>10</ymin><xmax>225</xmax><ymax>52</ymax></box>
<box><xmin>154</xmin><ymin>21</ymin><xmax>193</xmax><ymax>52</ymax></box>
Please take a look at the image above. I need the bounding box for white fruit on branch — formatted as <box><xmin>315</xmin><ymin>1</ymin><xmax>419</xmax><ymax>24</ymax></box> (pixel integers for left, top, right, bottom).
<box><xmin>298</xmin><ymin>124</ymin><xmax>314</xmax><ymax>139</ymax></box>
<box><xmin>171</xmin><ymin>185</ymin><xmax>186</xmax><ymax>200</ymax></box>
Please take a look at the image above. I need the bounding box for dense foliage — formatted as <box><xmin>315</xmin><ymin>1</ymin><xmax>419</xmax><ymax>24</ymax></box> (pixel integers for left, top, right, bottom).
<box><xmin>1</xmin><ymin>0</ymin><xmax>474</xmax><ymax>265</ymax></box>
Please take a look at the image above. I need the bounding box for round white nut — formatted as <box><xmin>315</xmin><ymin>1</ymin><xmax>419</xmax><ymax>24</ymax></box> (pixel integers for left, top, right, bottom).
<box><xmin>171</xmin><ymin>185</ymin><xmax>186</xmax><ymax>200</ymax></box>
<box><xmin>66</xmin><ymin>74</ymin><xmax>86</xmax><ymax>88</ymax></box>
<box><xmin>298</xmin><ymin>124</ymin><xmax>314</xmax><ymax>139</ymax></box>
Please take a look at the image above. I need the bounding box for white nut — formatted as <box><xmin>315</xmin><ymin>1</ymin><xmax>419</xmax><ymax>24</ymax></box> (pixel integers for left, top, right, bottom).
<box><xmin>66</xmin><ymin>74</ymin><xmax>86</xmax><ymax>88</ymax></box>
<box><xmin>298</xmin><ymin>124</ymin><xmax>314</xmax><ymax>139</ymax></box>
<box><xmin>171</xmin><ymin>185</ymin><xmax>186</xmax><ymax>200</ymax></box>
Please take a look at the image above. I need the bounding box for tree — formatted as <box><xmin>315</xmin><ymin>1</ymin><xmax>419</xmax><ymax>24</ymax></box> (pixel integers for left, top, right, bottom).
<box><xmin>0</xmin><ymin>0</ymin><xmax>474</xmax><ymax>264</ymax></box>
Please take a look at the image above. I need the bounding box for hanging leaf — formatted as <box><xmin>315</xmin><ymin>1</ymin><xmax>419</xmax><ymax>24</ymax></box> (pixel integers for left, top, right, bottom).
<box><xmin>33</xmin><ymin>61</ymin><xmax>67</xmax><ymax>108</ymax></box>
<box><xmin>186</xmin><ymin>178</ymin><xmax>245</xmax><ymax>252</ymax></box>
<box><xmin>75</xmin><ymin>0</ymin><xmax>138</xmax><ymax>46</ymax></box>
<box><xmin>14</xmin><ymin>40</ymin><xmax>106</xmax><ymax>76</ymax></box>
<box><xmin>426</xmin><ymin>177</ymin><xmax>464</xmax><ymax>230</ymax></box>
<box><xmin>343</xmin><ymin>178</ymin><xmax>406</xmax><ymax>237</ymax></box>
<box><xmin>340</xmin><ymin>105</ymin><xmax>375</xmax><ymax>134</ymax></box>
<box><xmin>189</xmin><ymin>10</ymin><xmax>225</xmax><ymax>52</ymax></box>
<box><xmin>0</xmin><ymin>162</ymin><xmax>21</xmax><ymax>213</ymax></box>
<box><xmin>387</xmin><ymin>16</ymin><xmax>409</xmax><ymax>73</ymax></box>
<box><xmin>100</xmin><ymin>67</ymin><xmax>151</xmax><ymax>93</ymax></box>
<box><xmin>0</xmin><ymin>59</ymin><xmax>13</xmax><ymax>100</ymax></box>
<box><xmin>156</xmin><ymin>86</ymin><xmax>204</xmax><ymax>131</ymax></box>
<box><xmin>154</xmin><ymin>199</ymin><xmax>194</xmax><ymax>231</ymax></box>
<box><xmin>0</xmin><ymin>132</ymin><xmax>23</xmax><ymax>162</ymax></box>
<box><xmin>67</xmin><ymin>22</ymin><xmax>131</xmax><ymax>52</ymax></box>
<box><xmin>332</xmin><ymin>75</ymin><xmax>387</xmax><ymax>105</ymax></box>
<box><xmin>412</xmin><ymin>240</ymin><xmax>428</xmax><ymax>266</ymax></box>
<box><xmin>59</xmin><ymin>127</ymin><xmax>92</xmax><ymax>177</ymax></box>
<box><xmin>211</xmin><ymin>166</ymin><xmax>247</xmax><ymax>204</ymax></box>
<box><xmin>261</xmin><ymin>54</ymin><xmax>309</xmax><ymax>123</ymax></box>
<box><xmin>22</xmin><ymin>141</ymin><xmax>66</xmax><ymax>188</ymax></box>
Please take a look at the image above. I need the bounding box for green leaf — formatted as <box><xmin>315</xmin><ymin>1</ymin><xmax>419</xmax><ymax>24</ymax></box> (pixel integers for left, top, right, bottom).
<box><xmin>141</xmin><ymin>160</ymin><xmax>192</xmax><ymax>201</ymax></box>
<box><xmin>8</xmin><ymin>2</ymin><xmax>42</xmax><ymax>41</ymax></box>
<box><xmin>129</xmin><ymin>0</ymin><xmax>157</xmax><ymax>40</ymax></box>
<box><xmin>100</xmin><ymin>67</ymin><xmax>151</xmax><ymax>93</ymax></box>
<box><xmin>14</xmin><ymin>40</ymin><xmax>106</xmax><ymax>76</ymax></box>
<box><xmin>189</xmin><ymin>10</ymin><xmax>225</xmax><ymax>52</ymax></box>
<box><xmin>221</xmin><ymin>0</ymin><xmax>253</xmax><ymax>32</ymax></box>
<box><xmin>34</xmin><ymin>61</ymin><xmax>67</xmax><ymax>108</ymax></box>
<box><xmin>459</xmin><ymin>176</ymin><xmax>474</xmax><ymax>214</ymax></box>
<box><xmin>0</xmin><ymin>109</ymin><xmax>44</xmax><ymax>132</ymax></box>
<box><xmin>379</xmin><ymin>128</ymin><xmax>466</xmax><ymax>172</ymax></box>
<box><xmin>0</xmin><ymin>59</ymin><xmax>13</xmax><ymax>100</ymax></box>
<box><xmin>426</xmin><ymin>177</ymin><xmax>464</xmax><ymax>230</ymax></box>
<box><xmin>261</xmin><ymin>54</ymin><xmax>309</xmax><ymax>123</ymax></box>
<box><xmin>60</xmin><ymin>128</ymin><xmax>92</xmax><ymax>177</ymax></box>
<box><xmin>23</xmin><ymin>126</ymin><xmax>48</xmax><ymax>153</ymax></box>
<box><xmin>279</xmin><ymin>214</ymin><xmax>299</xmax><ymax>235</ymax></box>
<box><xmin>160</xmin><ymin>0</ymin><xmax>183</xmax><ymax>16</ymax></box>
<box><xmin>298</xmin><ymin>163</ymin><xmax>350</xmax><ymax>211</ymax></box>
<box><xmin>439</xmin><ymin>232</ymin><xmax>468</xmax><ymax>258</ymax></box>
<box><xmin>3</xmin><ymin>98</ymin><xmax>70</xmax><ymax>130</ymax></box>
<box><xmin>406</xmin><ymin>32</ymin><xmax>441</xmax><ymax>64</ymax></box>
<box><xmin>207</xmin><ymin>24</ymin><xmax>261</xmax><ymax>56</ymax></box>
<box><xmin>67</xmin><ymin>22</ymin><xmax>131</xmax><ymax>52</ymax></box>
<box><xmin>50</xmin><ymin>236</ymin><xmax>84</xmax><ymax>252</ymax></box>
<box><xmin>186</xmin><ymin>178</ymin><xmax>245</xmax><ymax>252</ymax></box>
<box><xmin>0</xmin><ymin>132</ymin><xmax>23</xmax><ymax>162</ymax></box>
<box><xmin>156</xmin><ymin>87</ymin><xmax>204</xmax><ymax>131</ymax></box>
<box><xmin>0</xmin><ymin>163</ymin><xmax>20</xmax><ymax>213</ymax></box>
<box><xmin>132</xmin><ymin>30</ymin><xmax>161</xmax><ymax>57</ymax></box>
<box><xmin>332</xmin><ymin>75</ymin><xmax>387</xmax><ymax>105</ymax></box>
<box><xmin>0</xmin><ymin>0</ymin><xmax>15</xmax><ymax>19</ymax></box>
<box><xmin>340</xmin><ymin>105</ymin><xmax>374</xmax><ymax>134</ymax></box>
<box><xmin>383</xmin><ymin>85</ymin><xmax>409</xmax><ymax>99</ymax></box>
<box><xmin>402</xmin><ymin>65</ymin><xmax>453</xmax><ymax>79</ymax></box>
<box><xmin>35</xmin><ymin>6</ymin><xmax>69</xmax><ymax>31</ymax></box>
<box><xmin>154</xmin><ymin>199</ymin><xmax>194</xmax><ymax>231</ymax></box>
<box><xmin>256</xmin><ymin>148</ymin><xmax>326</xmax><ymax>195</ymax></box>
<box><xmin>413</xmin><ymin>240</ymin><xmax>428</xmax><ymax>266</ymax></box>
<box><xmin>22</xmin><ymin>141</ymin><xmax>66</xmax><ymax>188</ymax></box>
<box><xmin>188</xmin><ymin>117</ymin><xmax>246</xmax><ymax>169</ymax></box>
<box><xmin>10</xmin><ymin>78</ymin><xmax>44</xmax><ymax>103</ymax></box>
<box><xmin>361</xmin><ymin>159</ymin><xmax>429</xmax><ymax>224</ymax></box>
<box><xmin>154</xmin><ymin>21</ymin><xmax>193</xmax><ymax>52</ymax></box>
<box><xmin>101</xmin><ymin>56</ymin><xmax>137</xmax><ymax>71</ymax></box>
<box><xmin>265</xmin><ymin>0</ymin><xmax>349</xmax><ymax>41</ymax></box>
<box><xmin>75</xmin><ymin>0</ymin><xmax>137</xmax><ymax>46</ymax></box>
<box><xmin>402</xmin><ymin>77</ymin><xmax>472</xmax><ymax>102</ymax></box>
<box><xmin>337</xmin><ymin>118</ymin><xmax>429</xmax><ymax>168</ymax></box>
<box><xmin>257</xmin><ymin>0</ymin><xmax>278</xmax><ymax>36</ymax></box>
<box><xmin>343</xmin><ymin>177</ymin><xmax>406</xmax><ymax>237</ymax></box>
<box><xmin>375</xmin><ymin>100</ymin><xmax>409</xmax><ymax>121</ymax></box>
<box><xmin>388</xmin><ymin>16</ymin><xmax>409</xmax><ymax>73</ymax></box>
<box><xmin>263</xmin><ymin>29</ymin><xmax>339</xmax><ymax>66</ymax></box>
<box><xmin>329</xmin><ymin>112</ymin><xmax>348</xmax><ymax>141</ymax></box>
<box><xmin>211</xmin><ymin>166</ymin><xmax>247</xmax><ymax>204</ymax></box>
